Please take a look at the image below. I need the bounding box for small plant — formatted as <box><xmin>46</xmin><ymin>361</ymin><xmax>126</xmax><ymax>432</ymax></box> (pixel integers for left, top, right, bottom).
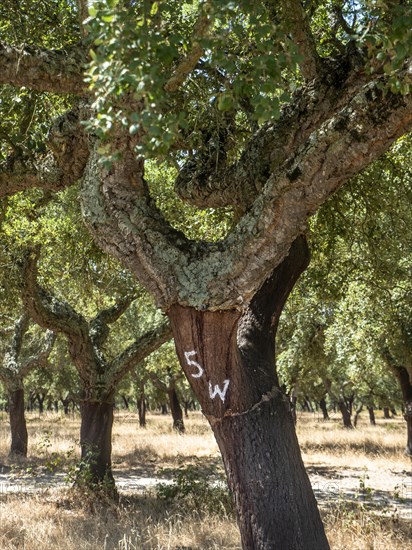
<box><xmin>357</xmin><ymin>470</ymin><xmax>372</xmax><ymax>500</ymax></box>
<box><xmin>156</xmin><ymin>464</ymin><xmax>233</xmax><ymax>515</ymax></box>
<box><xmin>36</xmin><ymin>429</ymin><xmax>75</xmax><ymax>473</ymax></box>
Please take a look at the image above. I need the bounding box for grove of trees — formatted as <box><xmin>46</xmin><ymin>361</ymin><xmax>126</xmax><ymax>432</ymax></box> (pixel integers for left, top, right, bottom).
<box><xmin>0</xmin><ymin>1</ymin><xmax>411</xmax><ymax>549</ymax></box>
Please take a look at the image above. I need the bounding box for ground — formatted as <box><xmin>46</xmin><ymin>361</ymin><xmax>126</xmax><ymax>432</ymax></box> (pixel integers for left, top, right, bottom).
<box><xmin>0</xmin><ymin>409</ymin><xmax>411</xmax><ymax>549</ymax></box>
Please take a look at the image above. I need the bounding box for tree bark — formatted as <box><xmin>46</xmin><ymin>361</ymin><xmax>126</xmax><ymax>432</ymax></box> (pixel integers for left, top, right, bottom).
<box><xmin>167</xmin><ymin>388</ymin><xmax>185</xmax><ymax>433</ymax></box>
<box><xmin>367</xmin><ymin>406</ymin><xmax>376</xmax><ymax>426</ymax></box>
<box><xmin>319</xmin><ymin>398</ymin><xmax>329</xmax><ymax>420</ymax></box>
<box><xmin>338</xmin><ymin>400</ymin><xmax>353</xmax><ymax>428</ymax></box>
<box><xmin>168</xmin><ymin>236</ymin><xmax>329</xmax><ymax>550</ymax></box>
<box><xmin>383</xmin><ymin>406</ymin><xmax>391</xmax><ymax>419</ymax></box>
<box><xmin>78</xmin><ymin>400</ymin><xmax>116</xmax><ymax>493</ymax></box>
<box><xmin>8</xmin><ymin>388</ymin><xmax>28</xmax><ymax>457</ymax></box>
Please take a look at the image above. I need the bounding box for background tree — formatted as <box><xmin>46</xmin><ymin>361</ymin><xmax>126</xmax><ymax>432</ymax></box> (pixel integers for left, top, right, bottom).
<box><xmin>0</xmin><ymin>312</ymin><xmax>55</xmax><ymax>456</ymax></box>
<box><xmin>21</xmin><ymin>249</ymin><xmax>172</xmax><ymax>491</ymax></box>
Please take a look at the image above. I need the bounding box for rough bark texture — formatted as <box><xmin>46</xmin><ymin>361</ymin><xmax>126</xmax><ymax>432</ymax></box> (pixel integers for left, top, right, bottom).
<box><xmin>8</xmin><ymin>388</ymin><xmax>28</xmax><ymax>457</ymax></box>
<box><xmin>0</xmin><ymin>41</ymin><xmax>88</xmax><ymax>94</ymax></box>
<box><xmin>80</xmin><ymin>76</ymin><xmax>412</xmax><ymax>312</ymax></box>
<box><xmin>79</xmin><ymin>400</ymin><xmax>115</xmax><ymax>489</ymax></box>
<box><xmin>169</xmin><ymin>237</ymin><xmax>329</xmax><ymax>549</ymax></box>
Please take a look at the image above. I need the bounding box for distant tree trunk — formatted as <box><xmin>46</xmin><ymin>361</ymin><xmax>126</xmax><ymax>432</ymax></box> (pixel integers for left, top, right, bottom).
<box><xmin>338</xmin><ymin>400</ymin><xmax>353</xmax><ymax>428</ymax></box>
<box><xmin>54</xmin><ymin>400</ymin><xmax>59</xmax><ymax>413</ymax></box>
<box><xmin>137</xmin><ymin>383</ymin><xmax>146</xmax><ymax>427</ymax></box>
<box><xmin>61</xmin><ymin>398</ymin><xmax>70</xmax><ymax>415</ymax></box>
<box><xmin>167</xmin><ymin>388</ymin><xmax>185</xmax><ymax>433</ymax></box>
<box><xmin>383</xmin><ymin>407</ymin><xmax>391</xmax><ymax>419</ymax></box>
<box><xmin>183</xmin><ymin>399</ymin><xmax>190</xmax><ymax>418</ymax></box>
<box><xmin>36</xmin><ymin>393</ymin><xmax>45</xmax><ymax>414</ymax></box>
<box><xmin>121</xmin><ymin>395</ymin><xmax>129</xmax><ymax>410</ymax></box>
<box><xmin>160</xmin><ymin>403</ymin><xmax>168</xmax><ymax>415</ymax></box>
<box><xmin>367</xmin><ymin>406</ymin><xmax>376</xmax><ymax>426</ymax></box>
<box><xmin>169</xmin><ymin>237</ymin><xmax>329</xmax><ymax>549</ymax></box>
<box><xmin>8</xmin><ymin>388</ymin><xmax>28</xmax><ymax>457</ymax></box>
<box><xmin>353</xmin><ymin>405</ymin><xmax>363</xmax><ymax>427</ymax></box>
<box><xmin>319</xmin><ymin>398</ymin><xmax>329</xmax><ymax>420</ymax></box>
<box><xmin>391</xmin><ymin>407</ymin><xmax>397</xmax><ymax>416</ymax></box>
<box><xmin>78</xmin><ymin>400</ymin><xmax>116</xmax><ymax>494</ymax></box>
<box><xmin>390</xmin><ymin>366</ymin><xmax>412</xmax><ymax>456</ymax></box>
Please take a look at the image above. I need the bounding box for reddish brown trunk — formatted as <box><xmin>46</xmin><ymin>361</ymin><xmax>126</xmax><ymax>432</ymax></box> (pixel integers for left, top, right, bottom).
<box><xmin>168</xmin><ymin>236</ymin><xmax>329</xmax><ymax>550</ymax></box>
<box><xmin>79</xmin><ymin>400</ymin><xmax>116</xmax><ymax>492</ymax></box>
<box><xmin>8</xmin><ymin>388</ymin><xmax>28</xmax><ymax>457</ymax></box>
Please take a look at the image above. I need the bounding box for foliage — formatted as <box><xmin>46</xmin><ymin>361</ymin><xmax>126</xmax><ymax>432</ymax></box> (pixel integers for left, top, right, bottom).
<box><xmin>156</xmin><ymin>464</ymin><xmax>233</xmax><ymax>515</ymax></box>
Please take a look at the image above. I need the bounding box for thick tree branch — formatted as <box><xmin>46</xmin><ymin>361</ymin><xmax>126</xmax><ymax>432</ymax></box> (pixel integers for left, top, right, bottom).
<box><xmin>21</xmin><ymin>249</ymin><xmax>89</xmax><ymax>341</ymax></box>
<box><xmin>76</xmin><ymin>0</ymin><xmax>90</xmax><ymax>39</ymax></box>
<box><xmin>107</xmin><ymin>320</ymin><xmax>173</xmax><ymax>389</ymax></box>
<box><xmin>0</xmin><ymin>107</ymin><xmax>90</xmax><ymax>198</ymax></box>
<box><xmin>174</xmin><ymin>55</ymin><xmax>366</xmax><ymax>212</ymax></box>
<box><xmin>89</xmin><ymin>296</ymin><xmax>134</xmax><ymax>348</ymax></box>
<box><xmin>0</xmin><ymin>42</ymin><xmax>88</xmax><ymax>94</ymax></box>
<box><xmin>280</xmin><ymin>0</ymin><xmax>322</xmax><ymax>81</ymax></box>
<box><xmin>83</xmin><ymin>67</ymin><xmax>412</xmax><ymax>311</ymax></box>
<box><xmin>20</xmin><ymin>330</ymin><xmax>56</xmax><ymax>378</ymax></box>
<box><xmin>164</xmin><ymin>2</ymin><xmax>212</xmax><ymax>93</ymax></box>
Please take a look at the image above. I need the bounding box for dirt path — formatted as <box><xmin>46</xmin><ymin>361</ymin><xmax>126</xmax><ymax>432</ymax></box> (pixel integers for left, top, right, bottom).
<box><xmin>1</xmin><ymin>462</ymin><xmax>410</xmax><ymax>520</ymax></box>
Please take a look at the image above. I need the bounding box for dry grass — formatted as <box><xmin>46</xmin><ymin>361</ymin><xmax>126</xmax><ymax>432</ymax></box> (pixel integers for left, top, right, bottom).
<box><xmin>0</xmin><ymin>409</ymin><xmax>411</xmax><ymax>549</ymax></box>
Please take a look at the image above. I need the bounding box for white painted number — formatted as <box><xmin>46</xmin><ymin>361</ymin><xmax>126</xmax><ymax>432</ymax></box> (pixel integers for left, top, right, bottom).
<box><xmin>184</xmin><ymin>350</ymin><xmax>204</xmax><ymax>378</ymax></box>
<box><xmin>209</xmin><ymin>380</ymin><xmax>230</xmax><ymax>403</ymax></box>
<box><xmin>184</xmin><ymin>350</ymin><xmax>231</xmax><ymax>403</ymax></box>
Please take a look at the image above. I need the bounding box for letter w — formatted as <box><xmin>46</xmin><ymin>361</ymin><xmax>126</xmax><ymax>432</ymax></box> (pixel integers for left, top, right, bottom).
<box><xmin>209</xmin><ymin>380</ymin><xmax>230</xmax><ymax>402</ymax></box>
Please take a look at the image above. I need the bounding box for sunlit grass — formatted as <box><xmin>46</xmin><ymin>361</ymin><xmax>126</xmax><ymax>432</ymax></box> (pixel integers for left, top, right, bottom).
<box><xmin>0</xmin><ymin>409</ymin><xmax>411</xmax><ymax>549</ymax></box>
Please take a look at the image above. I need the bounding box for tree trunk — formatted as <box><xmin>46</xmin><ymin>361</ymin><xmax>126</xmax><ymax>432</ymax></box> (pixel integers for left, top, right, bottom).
<box><xmin>137</xmin><ymin>384</ymin><xmax>146</xmax><ymax>427</ymax></box>
<box><xmin>36</xmin><ymin>393</ymin><xmax>45</xmax><ymax>414</ymax></box>
<box><xmin>160</xmin><ymin>403</ymin><xmax>168</xmax><ymax>415</ymax></box>
<box><xmin>383</xmin><ymin>406</ymin><xmax>391</xmax><ymax>419</ymax></box>
<box><xmin>319</xmin><ymin>398</ymin><xmax>329</xmax><ymax>420</ymax></box>
<box><xmin>405</xmin><ymin>402</ymin><xmax>412</xmax><ymax>457</ymax></box>
<box><xmin>8</xmin><ymin>388</ymin><xmax>28</xmax><ymax>457</ymax></box>
<box><xmin>61</xmin><ymin>398</ymin><xmax>70</xmax><ymax>415</ymax></box>
<box><xmin>78</xmin><ymin>400</ymin><xmax>116</xmax><ymax>494</ymax></box>
<box><xmin>121</xmin><ymin>395</ymin><xmax>129</xmax><ymax>410</ymax></box>
<box><xmin>168</xmin><ymin>236</ymin><xmax>330</xmax><ymax>550</ymax></box>
<box><xmin>167</xmin><ymin>388</ymin><xmax>185</xmax><ymax>433</ymax></box>
<box><xmin>353</xmin><ymin>405</ymin><xmax>363</xmax><ymax>427</ymax></box>
<box><xmin>338</xmin><ymin>400</ymin><xmax>353</xmax><ymax>428</ymax></box>
<box><xmin>391</xmin><ymin>366</ymin><xmax>412</xmax><ymax>456</ymax></box>
<box><xmin>367</xmin><ymin>406</ymin><xmax>376</xmax><ymax>426</ymax></box>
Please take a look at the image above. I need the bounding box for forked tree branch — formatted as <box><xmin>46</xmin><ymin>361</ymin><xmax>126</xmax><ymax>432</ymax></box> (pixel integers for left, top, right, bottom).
<box><xmin>0</xmin><ymin>42</ymin><xmax>88</xmax><ymax>95</ymax></box>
